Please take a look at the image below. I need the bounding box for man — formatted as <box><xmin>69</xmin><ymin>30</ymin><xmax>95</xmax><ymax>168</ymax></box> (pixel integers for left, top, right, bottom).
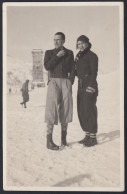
<box><xmin>44</xmin><ymin>32</ymin><xmax>74</xmax><ymax>150</ymax></box>
<box><xmin>20</xmin><ymin>79</ymin><xmax>29</xmax><ymax>108</ymax></box>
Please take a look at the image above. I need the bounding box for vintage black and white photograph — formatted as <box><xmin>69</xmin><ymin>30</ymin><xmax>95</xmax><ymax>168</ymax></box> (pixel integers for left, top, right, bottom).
<box><xmin>3</xmin><ymin>2</ymin><xmax>124</xmax><ymax>191</ymax></box>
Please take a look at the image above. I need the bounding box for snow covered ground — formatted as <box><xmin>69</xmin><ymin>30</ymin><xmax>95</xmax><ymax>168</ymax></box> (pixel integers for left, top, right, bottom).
<box><xmin>4</xmin><ymin>70</ymin><xmax>122</xmax><ymax>190</ymax></box>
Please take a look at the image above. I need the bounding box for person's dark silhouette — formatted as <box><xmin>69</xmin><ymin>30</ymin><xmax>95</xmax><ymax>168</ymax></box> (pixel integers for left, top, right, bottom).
<box><xmin>20</xmin><ymin>80</ymin><xmax>29</xmax><ymax>108</ymax></box>
<box><xmin>9</xmin><ymin>88</ymin><xmax>11</xmax><ymax>94</ymax></box>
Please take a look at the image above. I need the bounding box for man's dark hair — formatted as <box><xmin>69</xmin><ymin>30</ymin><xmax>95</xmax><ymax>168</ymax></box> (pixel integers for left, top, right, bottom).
<box><xmin>55</xmin><ymin>32</ymin><xmax>65</xmax><ymax>41</ymax></box>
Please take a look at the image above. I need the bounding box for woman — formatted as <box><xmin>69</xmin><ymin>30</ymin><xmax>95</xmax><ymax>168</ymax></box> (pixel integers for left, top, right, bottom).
<box><xmin>20</xmin><ymin>79</ymin><xmax>29</xmax><ymax>108</ymax></box>
<box><xmin>75</xmin><ymin>35</ymin><xmax>98</xmax><ymax>147</ymax></box>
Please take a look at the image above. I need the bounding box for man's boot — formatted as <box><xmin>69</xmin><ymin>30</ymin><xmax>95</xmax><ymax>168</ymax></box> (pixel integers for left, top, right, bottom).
<box><xmin>47</xmin><ymin>133</ymin><xmax>59</xmax><ymax>150</ymax></box>
<box><xmin>47</xmin><ymin>123</ymin><xmax>59</xmax><ymax>150</ymax></box>
<box><xmin>61</xmin><ymin>123</ymin><xmax>68</xmax><ymax>146</ymax></box>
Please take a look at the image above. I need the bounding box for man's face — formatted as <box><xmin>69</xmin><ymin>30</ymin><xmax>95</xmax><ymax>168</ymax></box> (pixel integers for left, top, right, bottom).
<box><xmin>77</xmin><ymin>41</ymin><xmax>88</xmax><ymax>51</ymax></box>
<box><xmin>54</xmin><ymin>35</ymin><xmax>65</xmax><ymax>49</ymax></box>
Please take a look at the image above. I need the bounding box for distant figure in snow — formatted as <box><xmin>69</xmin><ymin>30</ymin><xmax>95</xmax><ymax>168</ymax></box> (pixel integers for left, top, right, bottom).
<box><xmin>20</xmin><ymin>80</ymin><xmax>29</xmax><ymax>108</ymax></box>
<box><xmin>9</xmin><ymin>88</ymin><xmax>11</xmax><ymax>94</ymax></box>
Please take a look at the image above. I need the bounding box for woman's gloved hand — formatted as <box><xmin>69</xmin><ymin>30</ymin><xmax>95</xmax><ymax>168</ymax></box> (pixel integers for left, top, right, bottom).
<box><xmin>86</xmin><ymin>86</ymin><xmax>95</xmax><ymax>93</ymax></box>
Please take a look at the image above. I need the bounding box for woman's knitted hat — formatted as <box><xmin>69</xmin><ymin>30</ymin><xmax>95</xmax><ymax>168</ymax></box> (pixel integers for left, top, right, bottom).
<box><xmin>77</xmin><ymin>35</ymin><xmax>89</xmax><ymax>43</ymax></box>
<box><xmin>76</xmin><ymin>35</ymin><xmax>92</xmax><ymax>49</ymax></box>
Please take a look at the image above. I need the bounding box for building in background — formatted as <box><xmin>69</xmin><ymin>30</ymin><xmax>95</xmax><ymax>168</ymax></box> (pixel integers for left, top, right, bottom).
<box><xmin>32</xmin><ymin>49</ymin><xmax>45</xmax><ymax>87</ymax></box>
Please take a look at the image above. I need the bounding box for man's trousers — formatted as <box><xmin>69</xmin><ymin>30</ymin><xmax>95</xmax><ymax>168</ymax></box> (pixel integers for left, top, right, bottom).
<box><xmin>45</xmin><ymin>78</ymin><xmax>73</xmax><ymax>125</ymax></box>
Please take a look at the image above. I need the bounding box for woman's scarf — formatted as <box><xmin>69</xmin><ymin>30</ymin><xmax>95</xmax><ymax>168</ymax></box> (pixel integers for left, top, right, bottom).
<box><xmin>75</xmin><ymin>46</ymin><xmax>90</xmax><ymax>63</ymax></box>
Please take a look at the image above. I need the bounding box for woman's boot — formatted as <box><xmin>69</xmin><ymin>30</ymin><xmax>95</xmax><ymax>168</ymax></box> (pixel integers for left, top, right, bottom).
<box><xmin>79</xmin><ymin>132</ymin><xmax>90</xmax><ymax>144</ymax></box>
<box><xmin>85</xmin><ymin>133</ymin><xmax>98</xmax><ymax>147</ymax></box>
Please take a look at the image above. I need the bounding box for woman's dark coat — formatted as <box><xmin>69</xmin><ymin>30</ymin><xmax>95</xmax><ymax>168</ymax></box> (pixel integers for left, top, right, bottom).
<box><xmin>75</xmin><ymin>49</ymin><xmax>98</xmax><ymax>93</ymax></box>
<box><xmin>74</xmin><ymin>48</ymin><xmax>98</xmax><ymax>133</ymax></box>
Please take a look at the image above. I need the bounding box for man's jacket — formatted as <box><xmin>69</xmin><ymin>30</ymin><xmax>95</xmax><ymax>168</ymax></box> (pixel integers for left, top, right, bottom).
<box><xmin>44</xmin><ymin>47</ymin><xmax>74</xmax><ymax>83</ymax></box>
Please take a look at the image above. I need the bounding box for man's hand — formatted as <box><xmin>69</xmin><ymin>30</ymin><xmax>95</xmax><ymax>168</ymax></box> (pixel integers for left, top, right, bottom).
<box><xmin>56</xmin><ymin>50</ymin><xmax>66</xmax><ymax>58</ymax></box>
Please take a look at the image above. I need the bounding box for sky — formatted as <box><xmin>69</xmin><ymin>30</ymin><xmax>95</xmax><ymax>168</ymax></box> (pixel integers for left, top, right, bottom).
<box><xmin>7</xmin><ymin>5</ymin><xmax>120</xmax><ymax>73</ymax></box>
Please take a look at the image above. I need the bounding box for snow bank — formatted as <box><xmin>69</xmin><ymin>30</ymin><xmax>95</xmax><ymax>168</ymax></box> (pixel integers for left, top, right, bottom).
<box><xmin>5</xmin><ymin>70</ymin><xmax>121</xmax><ymax>190</ymax></box>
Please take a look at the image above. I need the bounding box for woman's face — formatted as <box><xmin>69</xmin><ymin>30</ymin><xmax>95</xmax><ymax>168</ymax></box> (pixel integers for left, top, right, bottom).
<box><xmin>77</xmin><ymin>41</ymin><xmax>88</xmax><ymax>51</ymax></box>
